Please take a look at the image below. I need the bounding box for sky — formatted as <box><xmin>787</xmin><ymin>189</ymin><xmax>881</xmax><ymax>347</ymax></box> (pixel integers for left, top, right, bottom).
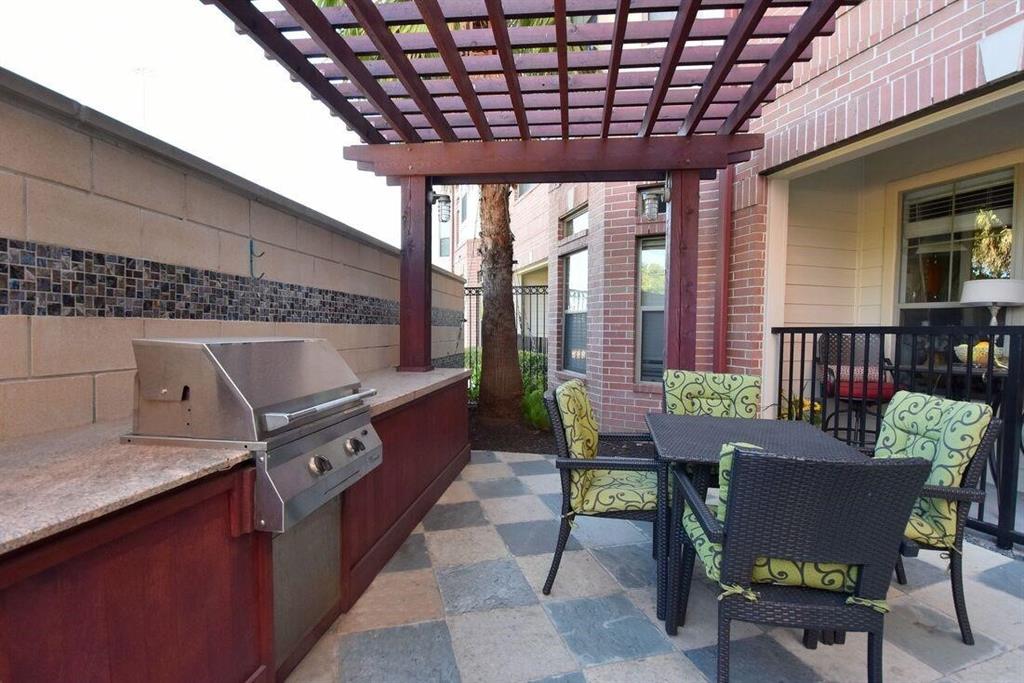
<box><xmin>0</xmin><ymin>0</ymin><xmax>402</xmax><ymax>245</ymax></box>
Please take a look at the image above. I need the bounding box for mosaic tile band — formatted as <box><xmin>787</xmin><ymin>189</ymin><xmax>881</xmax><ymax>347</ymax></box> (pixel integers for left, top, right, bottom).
<box><xmin>0</xmin><ymin>238</ymin><xmax>464</xmax><ymax>326</ymax></box>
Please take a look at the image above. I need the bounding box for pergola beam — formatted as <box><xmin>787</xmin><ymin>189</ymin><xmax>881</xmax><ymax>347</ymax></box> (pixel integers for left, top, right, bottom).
<box><xmin>314</xmin><ymin>15</ymin><xmax>830</xmax><ymax>56</ymax></box>
<box><xmin>204</xmin><ymin>0</ymin><xmax>384</xmax><ymax>144</ymax></box>
<box><xmin>484</xmin><ymin>0</ymin><xmax>530</xmax><ymax>139</ymax></box>
<box><xmin>601</xmin><ymin>0</ymin><xmax>630</xmax><ymax>138</ymax></box>
<box><xmin>278</xmin><ymin>0</ymin><xmax>420</xmax><ymax>143</ymax></box>
<box><xmin>267</xmin><ymin>1</ymin><xmax>853</xmax><ymax>31</ymax></box>
<box><xmin>351</xmin><ymin>86</ymin><xmax>761</xmax><ymax>115</ymax></box>
<box><xmin>344</xmin><ymin>0</ymin><xmax>457</xmax><ymax>142</ymax></box>
<box><xmin>638</xmin><ymin>0</ymin><xmax>700</xmax><ymax>137</ymax></box>
<box><xmin>344</xmin><ymin>135</ymin><xmax>764</xmax><ymax>181</ymax></box>
<box><xmin>721</xmin><ymin>0</ymin><xmax>844</xmax><ymax>134</ymax></box>
<box><xmin>366</xmin><ymin>102</ymin><xmax>758</xmax><ymax>131</ymax></box>
<box><xmin>314</xmin><ymin>43</ymin><xmax>811</xmax><ymax>79</ymax></box>
<box><xmin>414</xmin><ymin>0</ymin><xmax>493</xmax><ymax>141</ymax></box>
<box><xmin>680</xmin><ymin>0</ymin><xmax>771</xmax><ymax>136</ymax></box>
<box><xmin>377</xmin><ymin>118</ymin><xmax>749</xmax><ymax>142</ymax></box>
<box><xmin>335</xmin><ymin>65</ymin><xmax>788</xmax><ymax>98</ymax></box>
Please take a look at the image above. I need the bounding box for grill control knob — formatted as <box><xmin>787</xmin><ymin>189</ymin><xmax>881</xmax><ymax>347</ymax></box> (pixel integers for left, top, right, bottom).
<box><xmin>308</xmin><ymin>455</ymin><xmax>333</xmax><ymax>476</ymax></box>
<box><xmin>344</xmin><ymin>438</ymin><xmax>366</xmax><ymax>456</ymax></box>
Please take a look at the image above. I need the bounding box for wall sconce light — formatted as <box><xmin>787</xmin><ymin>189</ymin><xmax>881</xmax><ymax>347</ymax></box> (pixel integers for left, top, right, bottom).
<box><xmin>430</xmin><ymin>190</ymin><xmax>452</xmax><ymax>222</ymax></box>
<box><xmin>640</xmin><ymin>186</ymin><xmax>665</xmax><ymax>221</ymax></box>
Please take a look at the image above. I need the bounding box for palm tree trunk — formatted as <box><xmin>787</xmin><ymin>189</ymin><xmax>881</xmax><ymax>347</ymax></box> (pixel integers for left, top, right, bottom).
<box><xmin>477</xmin><ymin>183</ymin><xmax>523</xmax><ymax>421</ymax></box>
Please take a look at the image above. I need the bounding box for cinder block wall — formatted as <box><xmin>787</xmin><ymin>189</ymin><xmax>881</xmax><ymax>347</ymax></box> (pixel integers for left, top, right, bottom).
<box><xmin>0</xmin><ymin>73</ymin><xmax>464</xmax><ymax>439</ymax></box>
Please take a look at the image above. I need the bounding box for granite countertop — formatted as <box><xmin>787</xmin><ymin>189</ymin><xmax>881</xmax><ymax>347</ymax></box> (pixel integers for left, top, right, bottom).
<box><xmin>0</xmin><ymin>421</ymin><xmax>250</xmax><ymax>556</ymax></box>
<box><xmin>361</xmin><ymin>366</ymin><xmax>471</xmax><ymax>416</ymax></box>
<box><xmin>0</xmin><ymin>366</ymin><xmax>470</xmax><ymax>558</ymax></box>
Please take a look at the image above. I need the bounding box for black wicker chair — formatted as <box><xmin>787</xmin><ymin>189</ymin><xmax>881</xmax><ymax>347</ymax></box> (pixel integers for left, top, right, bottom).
<box><xmin>543</xmin><ymin>382</ymin><xmax>659</xmax><ymax>595</ymax></box>
<box><xmin>667</xmin><ymin>448</ymin><xmax>930</xmax><ymax>683</ymax></box>
<box><xmin>890</xmin><ymin>418</ymin><xmax>1001</xmax><ymax>646</ymax></box>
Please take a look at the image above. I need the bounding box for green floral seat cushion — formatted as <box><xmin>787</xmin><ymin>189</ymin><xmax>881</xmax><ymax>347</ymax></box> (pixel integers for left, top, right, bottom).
<box><xmin>663</xmin><ymin>370</ymin><xmax>761</xmax><ymax>419</ymax></box>
<box><xmin>681</xmin><ymin>442</ymin><xmax>859</xmax><ymax>593</ymax></box>
<box><xmin>874</xmin><ymin>391</ymin><xmax>993</xmax><ymax>549</ymax></box>
<box><xmin>554</xmin><ymin>379</ymin><xmax>600</xmax><ymax>511</ymax></box>
<box><xmin>580</xmin><ymin>469</ymin><xmax>658</xmax><ymax>514</ymax></box>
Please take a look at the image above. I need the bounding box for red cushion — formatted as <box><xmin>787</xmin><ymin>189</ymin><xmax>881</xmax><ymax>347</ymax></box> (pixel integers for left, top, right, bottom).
<box><xmin>834</xmin><ymin>380</ymin><xmax>896</xmax><ymax>401</ymax></box>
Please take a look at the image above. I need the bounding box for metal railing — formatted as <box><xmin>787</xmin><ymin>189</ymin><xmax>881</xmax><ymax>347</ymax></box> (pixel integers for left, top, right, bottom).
<box><xmin>464</xmin><ymin>285</ymin><xmax>548</xmax><ymax>400</ymax></box>
<box><xmin>773</xmin><ymin>325</ymin><xmax>1024</xmax><ymax>549</ymax></box>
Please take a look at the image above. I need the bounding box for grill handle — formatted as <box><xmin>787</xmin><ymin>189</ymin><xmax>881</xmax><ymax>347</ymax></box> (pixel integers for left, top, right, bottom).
<box><xmin>262</xmin><ymin>389</ymin><xmax>377</xmax><ymax>431</ymax></box>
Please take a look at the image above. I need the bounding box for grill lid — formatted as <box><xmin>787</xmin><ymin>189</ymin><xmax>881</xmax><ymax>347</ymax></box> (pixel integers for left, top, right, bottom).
<box><xmin>131</xmin><ymin>337</ymin><xmax>369</xmax><ymax>443</ymax></box>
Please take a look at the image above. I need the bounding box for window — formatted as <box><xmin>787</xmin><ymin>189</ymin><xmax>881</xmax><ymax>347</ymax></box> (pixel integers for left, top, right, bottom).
<box><xmin>562</xmin><ymin>205</ymin><xmax>589</xmax><ymax>238</ymax></box>
<box><xmin>439</xmin><ymin>236</ymin><xmax>450</xmax><ymax>257</ymax></box>
<box><xmin>637</xmin><ymin>237</ymin><xmax>666</xmax><ymax>382</ymax></box>
<box><xmin>899</xmin><ymin>168</ymin><xmax>1016</xmax><ymax>326</ymax></box>
<box><xmin>459</xmin><ymin>191</ymin><xmax>469</xmax><ymax>221</ymax></box>
<box><xmin>517</xmin><ymin>182</ymin><xmax>537</xmax><ymax>197</ymax></box>
<box><xmin>562</xmin><ymin>250</ymin><xmax>588</xmax><ymax>373</ymax></box>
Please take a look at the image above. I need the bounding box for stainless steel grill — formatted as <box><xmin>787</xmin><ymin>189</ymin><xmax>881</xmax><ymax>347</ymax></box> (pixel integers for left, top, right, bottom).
<box><xmin>123</xmin><ymin>337</ymin><xmax>382</xmax><ymax>532</ymax></box>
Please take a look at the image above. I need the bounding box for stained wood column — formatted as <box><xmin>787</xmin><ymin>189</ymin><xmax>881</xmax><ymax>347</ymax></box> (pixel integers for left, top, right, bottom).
<box><xmin>398</xmin><ymin>176</ymin><xmax>433</xmax><ymax>372</ymax></box>
<box><xmin>664</xmin><ymin>169</ymin><xmax>700</xmax><ymax>370</ymax></box>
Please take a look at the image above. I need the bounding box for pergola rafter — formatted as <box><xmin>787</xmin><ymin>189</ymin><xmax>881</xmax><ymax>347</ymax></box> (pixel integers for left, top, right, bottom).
<box><xmin>680</xmin><ymin>0</ymin><xmax>771</xmax><ymax>136</ymax></box>
<box><xmin>600</xmin><ymin>0</ymin><xmax>630</xmax><ymax>138</ymax></box>
<box><xmin>206</xmin><ymin>0</ymin><xmax>854</xmax><ymax>371</ymax></box>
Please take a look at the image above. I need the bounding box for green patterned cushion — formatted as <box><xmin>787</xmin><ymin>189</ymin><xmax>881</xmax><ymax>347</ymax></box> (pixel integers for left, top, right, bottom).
<box><xmin>715</xmin><ymin>442</ymin><xmax>762</xmax><ymax>522</ymax></box>
<box><xmin>681</xmin><ymin>503</ymin><xmax>859</xmax><ymax>592</ymax></box>
<box><xmin>580</xmin><ymin>469</ymin><xmax>658</xmax><ymax>514</ymax></box>
<box><xmin>555</xmin><ymin>379</ymin><xmax>600</xmax><ymax>511</ymax></box>
<box><xmin>663</xmin><ymin>370</ymin><xmax>761</xmax><ymax>419</ymax></box>
<box><xmin>680</xmin><ymin>441</ymin><xmax>858</xmax><ymax>593</ymax></box>
<box><xmin>874</xmin><ymin>391</ymin><xmax>992</xmax><ymax>548</ymax></box>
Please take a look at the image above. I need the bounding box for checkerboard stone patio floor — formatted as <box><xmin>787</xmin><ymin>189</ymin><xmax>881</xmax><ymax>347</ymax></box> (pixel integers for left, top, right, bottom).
<box><xmin>287</xmin><ymin>450</ymin><xmax>1024</xmax><ymax>683</ymax></box>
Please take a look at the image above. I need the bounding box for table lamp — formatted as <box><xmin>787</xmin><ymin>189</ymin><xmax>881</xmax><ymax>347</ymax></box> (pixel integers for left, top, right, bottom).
<box><xmin>960</xmin><ymin>279</ymin><xmax>1024</xmax><ymax>325</ymax></box>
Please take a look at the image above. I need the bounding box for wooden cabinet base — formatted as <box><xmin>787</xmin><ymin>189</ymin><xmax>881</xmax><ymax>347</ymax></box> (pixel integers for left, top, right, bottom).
<box><xmin>340</xmin><ymin>379</ymin><xmax>471</xmax><ymax>611</ymax></box>
<box><xmin>0</xmin><ymin>468</ymin><xmax>273</xmax><ymax>683</ymax></box>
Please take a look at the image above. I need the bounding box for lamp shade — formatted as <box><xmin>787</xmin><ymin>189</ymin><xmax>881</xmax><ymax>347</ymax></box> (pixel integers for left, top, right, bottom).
<box><xmin>960</xmin><ymin>279</ymin><xmax>1024</xmax><ymax>306</ymax></box>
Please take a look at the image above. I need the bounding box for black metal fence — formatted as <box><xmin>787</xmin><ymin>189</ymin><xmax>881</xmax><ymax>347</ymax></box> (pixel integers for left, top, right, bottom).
<box><xmin>773</xmin><ymin>325</ymin><xmax>1024</xmax><ymax>549</ymax></box>
<box><xmin>464</xmin><ymin>285</ymin><xmax>549</xmax><ymax>400</ymax></box>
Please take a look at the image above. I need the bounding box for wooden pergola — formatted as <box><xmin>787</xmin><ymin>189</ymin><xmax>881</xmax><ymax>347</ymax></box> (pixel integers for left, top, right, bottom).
<box><xmin>207</xmin><ymin>0</ymin><xmax>852</xmax><ymax>372</ymax></box>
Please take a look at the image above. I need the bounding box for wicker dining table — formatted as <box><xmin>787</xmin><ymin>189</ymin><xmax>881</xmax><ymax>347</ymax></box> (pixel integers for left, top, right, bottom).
<box><xmin>644</xmin><ymin>413</ymin><xmax>869</xmax><ymax>624</ymax></box>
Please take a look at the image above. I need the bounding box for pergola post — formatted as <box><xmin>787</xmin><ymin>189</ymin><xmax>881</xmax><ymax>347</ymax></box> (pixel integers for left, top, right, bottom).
<box><xmin>398</xmin><ymin>176</ymin><xmax>433</xmax><ymax>372</ymax></box>
<box><xmin>664</xmin><ymin>169</ymin><xmax>700</xmax><ymax>370</ymax></box>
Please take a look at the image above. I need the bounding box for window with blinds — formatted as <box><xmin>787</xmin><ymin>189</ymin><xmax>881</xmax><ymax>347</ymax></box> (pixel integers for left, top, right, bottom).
<box><xmin>899</xmin><ymin>168</ymin><xmax>1016</xmax><ymax>324</ymax></box>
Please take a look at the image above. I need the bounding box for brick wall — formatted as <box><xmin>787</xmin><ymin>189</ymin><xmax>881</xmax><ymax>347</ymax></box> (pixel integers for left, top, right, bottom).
<box><xmin>0</xmin><ymin>74</ymin><xmax>464</xmax><ymax>438</ymax></box>
<box><xmin>726</xmin><ymin>0</ymin><xmax>1023</xmax><ymax>378</ymax></box>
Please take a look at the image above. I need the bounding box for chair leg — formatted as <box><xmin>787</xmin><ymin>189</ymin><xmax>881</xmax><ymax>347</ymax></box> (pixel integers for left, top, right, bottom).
<box><xmin>801</xmin><ymin>630</ymin><xmax>818</xmax><ymax>649</ymax></box>
<box><xmin>542</xmin><ymin>515</ymin><xmax>573</xmax><ymax>595</ymax></box>
<box><xmin>894</xmin><ymin>555</ymin><xmax>907</xmax><ymax>585</ymax></box>
<box><xmin>867</xmin><ymin>628</ymin><xmax>883</xmax><ymax>683</ymax></box>
<box><xmin>717</xmin><ymin>616</ymin><xmax>731</xmax><ymax>683</ymax></box>
<box><xmin>652</xmin><ymin>514</ymin><xmax>660</xmax><ymax>559</ymax></box>
<box><xmin>950</xmin><ymin>550</ymin><xmax>974</xmax><ymax>645</ymax></box>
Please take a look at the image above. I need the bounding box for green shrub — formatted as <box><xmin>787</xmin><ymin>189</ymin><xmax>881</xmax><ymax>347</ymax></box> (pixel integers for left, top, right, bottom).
<box><xmin>464</xmin><ymin>347</ymin><xmax>550</xmax><ymax>431</ymax></box>
<box><xmin>521</xmin><ymin>388</ymin><xmax>551</xmax><ymax>431</ymax></box>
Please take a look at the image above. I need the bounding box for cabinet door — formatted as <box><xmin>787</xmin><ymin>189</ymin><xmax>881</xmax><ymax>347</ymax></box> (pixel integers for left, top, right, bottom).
<box><xmin>0</xmin><ymin>468</ymin><xmax>273</xmax><ymax>683</ymax></box>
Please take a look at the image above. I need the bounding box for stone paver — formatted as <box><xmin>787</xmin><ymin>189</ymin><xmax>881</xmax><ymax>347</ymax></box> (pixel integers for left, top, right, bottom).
<box><xmin>287</xmin><ymin>450</ymin><xmax>1024</xmax><ymax>683</ymax></box>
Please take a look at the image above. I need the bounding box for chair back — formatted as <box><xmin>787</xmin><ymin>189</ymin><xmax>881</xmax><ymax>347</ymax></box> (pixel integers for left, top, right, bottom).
<box><xmin>662</xmin><ymin>370</ymin><xmax>760</xmax><ymax>418</ymax></box>
<box><xmin>874</xmin><ymin>391</ymin><xmax>998</xmax><ymax>547</ymax></box>
<box><xmin>817</xmin><ymin>332</ymin><xmax>888</xmax><ymax>383</ymax></box>
<box><xmin>719</xmin><ymin>450</ymin><xmax>930</xmax><ymax>600</ymax></box>
<box><xmin>545</xmin><ymin>379</ymin><xmax>599</xmax><ymax>460</ymax></box>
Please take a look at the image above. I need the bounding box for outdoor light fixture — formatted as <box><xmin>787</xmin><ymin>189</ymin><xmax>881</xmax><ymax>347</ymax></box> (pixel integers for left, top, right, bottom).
<box><xmin>641</xmin><ymin>186</ymin><xmax>665</xmax><ymax>220</ymax></box>
<box><xmin>429</xmin><ymin>190</ymin><xmax>452</xmax><ymax>222</ymax></box>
